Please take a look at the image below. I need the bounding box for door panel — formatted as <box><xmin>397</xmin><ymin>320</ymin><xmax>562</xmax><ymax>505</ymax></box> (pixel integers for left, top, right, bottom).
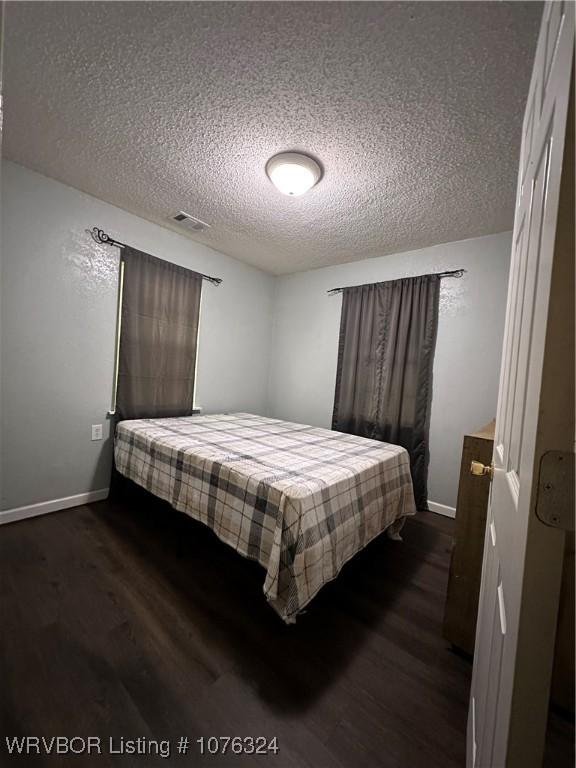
<box><xmin>468</xmin><ymin>3</ymin><xmax>574</xmax><ymax>767</ymax></box>
<box><xmin>542</xmin><ymin>2</ymin><xmax>566</xmax><ymax>99</ymax></box>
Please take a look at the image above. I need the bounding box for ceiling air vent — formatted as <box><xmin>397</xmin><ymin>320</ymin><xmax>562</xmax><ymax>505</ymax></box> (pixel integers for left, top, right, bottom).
<box><xmin>170</xmin><ymin>211</ymin><xmax>211</xmax><ymax>232</ymax></box>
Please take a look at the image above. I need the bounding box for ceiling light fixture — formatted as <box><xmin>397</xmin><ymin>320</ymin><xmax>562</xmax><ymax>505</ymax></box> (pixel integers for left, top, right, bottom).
<box><xmin>266</xmin><ymin>152</ymin><xmax>322</xmax><ymax>197</ymax></box>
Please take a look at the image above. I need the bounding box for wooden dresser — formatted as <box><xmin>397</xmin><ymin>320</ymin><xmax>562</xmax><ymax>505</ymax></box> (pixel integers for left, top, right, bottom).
<box><xmin>444</xmin><ymin>421</ymin><xmax>575</xmax><ymax>714</ymax></box>
<box><xmin>443</xmin><ymin>420</ymin><xmax>495</xmax><ymax>655</ymax></box>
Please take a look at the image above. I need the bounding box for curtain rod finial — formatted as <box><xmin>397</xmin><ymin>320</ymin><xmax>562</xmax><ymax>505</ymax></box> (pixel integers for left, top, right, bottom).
<box><xmin>90</xmin><ymin>227</ymin><xmax>111</xmax><ymax>245</ymax></box>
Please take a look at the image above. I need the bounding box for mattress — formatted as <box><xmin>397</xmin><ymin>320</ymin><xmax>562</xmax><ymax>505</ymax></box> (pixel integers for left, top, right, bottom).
<box><xmin>114</xmin><ymin>413</ymin><xmax>416</xmax><ymax>622</ymax></box>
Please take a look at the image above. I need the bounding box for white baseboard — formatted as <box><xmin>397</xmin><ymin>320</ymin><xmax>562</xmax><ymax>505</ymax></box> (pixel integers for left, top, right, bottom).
<box><xmin>1</xmin><ymin>488</ymin><xmax>454</xmax><ymax>524</ymax></box>
<box><xmin>0</xmin><ymin>488</ymin><xmax>110</xmax><ymax>526</ymax></box>
<box><xmin>427</xmin><ymin>500</ymin><xmax>456</xmax><ymax>519</ymax></box>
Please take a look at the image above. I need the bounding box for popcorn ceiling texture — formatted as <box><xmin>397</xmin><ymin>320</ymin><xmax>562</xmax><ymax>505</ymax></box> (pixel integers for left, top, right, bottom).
<box><xmin>3</xmin><ymin>1</ymin><xmax>541</xmax><ymax>275</ymax></box>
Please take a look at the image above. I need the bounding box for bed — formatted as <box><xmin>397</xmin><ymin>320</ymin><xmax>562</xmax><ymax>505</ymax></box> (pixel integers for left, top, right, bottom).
<box><xmin>114</xmin><ymin>413</ymin><xmax>416</xmax><ymax>623</ymax></box>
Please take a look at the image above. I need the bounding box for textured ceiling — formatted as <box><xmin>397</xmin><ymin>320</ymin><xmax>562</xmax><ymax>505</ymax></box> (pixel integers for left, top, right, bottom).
<box><xmin>3</xmin><ymin>2</ymin><xmax>541</xmax><ymax>275</ymax></box>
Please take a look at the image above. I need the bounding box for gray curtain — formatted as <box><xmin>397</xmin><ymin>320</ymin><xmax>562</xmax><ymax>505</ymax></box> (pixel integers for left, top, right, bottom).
<box><xmin>116</xmin><ymin>246</ymin><xmax>202</xmax><ymax>420</ymax></box>
<box><xmin>332</xmin><ymin>275</ymin><xmax>440</xmax><ymax>510</ymax></box>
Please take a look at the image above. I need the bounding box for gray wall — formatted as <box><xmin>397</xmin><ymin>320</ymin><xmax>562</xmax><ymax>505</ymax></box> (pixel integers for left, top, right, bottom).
<box><xmin>1</xmin><ymin>160</ymin><xmax>511</xmax><ymax>513</ymax></box>
<box><xmin>1</xmin><ymin>161</ymin><xmax>275</xmax><ymax>510</ymax></box>
<box><xmin>267</xmin><ymin>233</ymin><xmax>512</xmax><ymax>509</ymax></box>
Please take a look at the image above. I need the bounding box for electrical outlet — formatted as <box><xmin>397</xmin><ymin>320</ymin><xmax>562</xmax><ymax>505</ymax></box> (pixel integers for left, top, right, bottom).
<box><xmin>91</xmin><ymin>424</ymin><xmax>103</xmax><ymax>441</ymax></box>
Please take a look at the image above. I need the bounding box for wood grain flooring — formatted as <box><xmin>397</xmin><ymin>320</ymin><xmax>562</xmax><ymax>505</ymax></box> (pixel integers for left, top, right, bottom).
<box><xmin>0</xmin><ymin>491</ymin><xmax>572</xmax><ymax>767</ymax></box>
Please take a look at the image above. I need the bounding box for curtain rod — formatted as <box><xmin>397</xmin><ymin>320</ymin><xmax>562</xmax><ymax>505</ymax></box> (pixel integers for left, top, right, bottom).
<box><xmin>327</xmin><ymin>269</ymin><xmax>466</xmax><ymax>295</ymax></box>
<box><xmin>89</xmin><ymin>227</ymin><xmax>223</xmax><ymax>286</ymax></box>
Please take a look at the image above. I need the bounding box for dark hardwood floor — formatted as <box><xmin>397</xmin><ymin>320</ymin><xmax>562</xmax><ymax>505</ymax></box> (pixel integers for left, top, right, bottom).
<box><xmin>1</xmin><ymin>495</ymin><xmax>572</xmax><ymax>767</ymax></box>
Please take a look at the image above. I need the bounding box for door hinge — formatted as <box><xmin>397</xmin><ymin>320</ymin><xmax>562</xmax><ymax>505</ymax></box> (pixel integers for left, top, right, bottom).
<box><xmin>535</xmin><ymin>450</ymin><xmax>575</xmax><ymax>531</ymax></box>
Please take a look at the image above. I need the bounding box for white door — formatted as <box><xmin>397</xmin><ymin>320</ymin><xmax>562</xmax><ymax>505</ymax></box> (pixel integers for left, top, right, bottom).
<box><xmin>468</xmin><ymin>3</ymin><xmax>574</xmax><ymax>768</ymax></box>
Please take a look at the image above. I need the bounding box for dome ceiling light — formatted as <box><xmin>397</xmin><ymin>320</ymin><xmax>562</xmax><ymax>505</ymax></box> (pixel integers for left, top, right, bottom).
<box><xmin>265</xmin><ymin>152</ymin><xmax>322</xmax><ymax>197</ymax></box>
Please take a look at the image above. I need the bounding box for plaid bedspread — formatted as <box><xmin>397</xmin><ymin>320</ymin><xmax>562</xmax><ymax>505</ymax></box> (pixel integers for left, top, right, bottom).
<box><xmin>114</xmin><ymin>413</ymin><xmax>416</xmax><ymax>622</ymax></box>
